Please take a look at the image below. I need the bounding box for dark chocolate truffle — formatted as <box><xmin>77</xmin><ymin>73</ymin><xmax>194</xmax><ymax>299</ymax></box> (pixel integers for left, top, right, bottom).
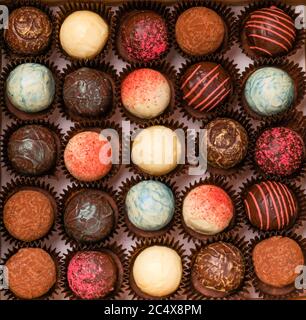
<box><xmin>7</xmin><ymin>125</ymin><xmax>57</xmax><ymax>176</ymax></box>
<box><xmin>181</xmin><ymin>62</ymin><xmax>232</xmax><ymax>114</ymax></box>
<box><xmin>204</xmin><ymin>118</ymin><xmax>248</xmax><ymax>169</ymax></box>
<box><xmin>4</xmin><ymin>6</ymin><xmax>52</xmax><ymax>55</ymax></box>
<box><xmin>192</xmin><ymin>242</ymin><xmax>245</xmax><ymax>296</ymax></box>
<box><xmin>243</xmin><ymin>6</ymin><xmax>296</xmax><ymax>57</ymax></box>
<box><xmin>63</xmin><ymin>67</ymin><xmax>112</xmax><ymax>118</ymax></box>
<box><xmin>64</xmin><ymin>190</ymin><xmax>115</xmax><ymax>243</ymax></box>
<box><xmin>255</xmin><ymin>127</ymin><xmax>304</xmax><ymax>177</ymax></box>
<box><xmin>5</xmin><ymin>248</ymin><xmax>57</xmax><ymax>299</ymax></box>
<box><xmin>117</xmin><ymin>10</ymin><xmax>168</xmax><ymax>63</ymax></box>
<box><xmin>244</xmin><ymin>181</ymin><xmax>298</xmax><ymax>231</ymax></box>
<box><xmin>67</xmin><ymin>251</ymin><xmax>117</xmax><ymax>299</ymax></box>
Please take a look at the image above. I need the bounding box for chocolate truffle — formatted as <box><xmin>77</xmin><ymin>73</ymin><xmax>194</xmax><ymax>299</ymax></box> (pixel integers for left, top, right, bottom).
<box><xmin>117</xmin><ymin>11</ymin><xmax>168</xmax><ymax>63</ymax></box>
<box><xmin>121</xmin><ymin>68</ymin><xmax>171</xmax><ymax>119</ymax></box>
<box><xmin>175</xmin><ymin>7</ymin><xmax>225</xmax><ymax>56</ymax></box>
<box><xmin>64</xmin><ymin>131</ymin><xmax>112</xmax><ymax>182</ymax></box>
<box><xmin>60</xmin><ymin>10</ymin><xmax>109</xmax><ymax>60</ymax></box>
<box><xmin>3</xmin><ymin>190</ymin><xmax>55</xmax><ymax>242</ymax></box>
<box><xmin>6</xmin><ymin>63</ymin><xmax>55</xmax><ymax>113</ymax></box>
<box><xmin>132</xmin><ymin>246</ymin><xmax>182</xmax><ymax>297</ymax></box>
<box><xmin>253</xmin><ymin>236</ymin><xmax>304</xmax><ymax>288</ymax></box>
<box><xmin>204</xmin><ymin>118</ymin><xmax>248</xmax><ymax>169</ymax></box>
<box><xmin>192</xmin><ymin>242</ymin><xmax>245</xmax><ymax>296</ymax></box>
<box><xmin>67</xmin><ymin>251</ymin><xmax>117</xmax><ymax>299</ymax></box>
<box><xmin>4</xmin><ymin>7</ymin><xmax>52</xmax><ymax>55</ymax></box>
<box><xmin>244</xmin><ymin>6</ymin><xmax>296</xmax><ymax>57</ymax></box>
<box><xmin>64</xmin><ymin>190</ymin><xmax>115</xmax><ymax>243</ymax></box>
<box><xmin>255</xmin><ymin>127</ymin><xmax>304</xmax><ymax>177</ymax></box>
<box><xmin>131</xmin><ymin>125</ymin><xmax>182</xmax><ymax>176</ymax></box>
<box><xmin>125</xmin><ymin>180</ymin><xmax>175</xmax><ymax>231</ymax></box>
<box><xmin>244</xmin><ymin>181</ymin><xmax>298</xmax><ymax>231</ymax></box>
<box><xmin>63</xmin><ymin>68</ymin><xmax>113</xmax><ymax>118</ymax></box>
<box><xmin>181</xmin><ymin>62</ymin><xmax>232</xmax><ymax>114</ymax></box>
<box><xmin>8</xmin><ymin>125</ymin><xmax>57</xmax><ymax>176</ymax></box>
<box><xmin>183</xmin><ymin>185</ymin><xmax>234</xmax><ymax>235</ymax></box>
<box><xmin>244</xmin><ymin>67</ymin><xmax>295</xmax><ymax>116</ymax></box>
<box><xmin>5</xmin><ymin>248</ymin><xmax>56</xmax><ymax>299</ymax></box>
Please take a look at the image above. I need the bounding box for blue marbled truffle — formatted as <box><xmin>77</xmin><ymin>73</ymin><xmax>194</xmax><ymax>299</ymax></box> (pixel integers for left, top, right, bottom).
<box><xmin>125</xmin><ymin>180</ymin><xmax>175</xmax><ymax>231</ymax></box>
<box><xmin>244</xmin><ymin>67</ymin><xmax>295</xmax><ymax>116</ymax></box>
<box><xmin>6</xmin><ymin>63</ymin><xmax>55</xmax><ymax>113</ymax></box>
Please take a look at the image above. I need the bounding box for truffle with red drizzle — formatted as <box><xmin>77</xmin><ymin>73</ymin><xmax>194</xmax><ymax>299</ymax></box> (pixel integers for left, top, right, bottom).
<box><xmin>244</xmin><ymin>181</ymin><xmax>298</xmax><ymax>231</ymax></box>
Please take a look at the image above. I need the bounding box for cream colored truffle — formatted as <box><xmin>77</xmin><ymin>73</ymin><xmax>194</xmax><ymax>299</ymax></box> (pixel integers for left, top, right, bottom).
<box><xmin>59</xmin><ymin>10</ymin><xmax>109</xmax><ymax>59</ymax></box>
<box><xmin>132</xmin><ymin>246</ymin><xmax>182</xmax><ymax>297</ymax></box>
<box><xmin>131</xmin><ymin>125</ymin><xmax>182</xmax><ymax>176</ymax></box>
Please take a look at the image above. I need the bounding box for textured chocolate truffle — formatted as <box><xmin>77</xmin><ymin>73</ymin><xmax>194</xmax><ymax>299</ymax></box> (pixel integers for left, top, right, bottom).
<box><xmin>244</xmin><ymin>6</ymin><xmax>296</xmax><ymax>57</ymax></box>
<box><xmin>3</xmin><ymin>190</ymin><xmax>55</xmax><ymax>242</ymax></box>
<box><xmin>117</xmin><ymin>10</ymin><xmax>168</xmax><ymax>63</ymax></box>
<box><xmin>204</xmin><ymin>118</ymin><xmax>248</xmax><ymax>169</ymax></box>
<box><xmin>4</xmin><ymin>6</ymin><xmax>52</xmax><ymax>55</ymax></box>
<box><xmin>244</xmin><ymin>181</ymin><xmax>298</xmax><ymax>231</ymax></box>
<box><xmin>192</xmin><ymin>242</ymin><xmax>245</xmax><ymax>295</ymax></box>
<box><xmin>5</xmin><ymin>248</ymin><xmax>57</xmax><ymax>299</ymax></box>
<box><xmin>8</xmin><ymin>125</ymin><xmax>57</xmax><ymax>176</ymax></box>
<box><xmin>175</xmin><ymin>7</ymin><xmax>225</xmax><ymax>56</ymax></box>
<box><xmin>63</xmin><ymin>68</ymin><xmax>112</xmax><ymax>118</ymax></box>
<box><xmin>181</xmin><ymin>62</ymin><xmax>232</xmax><ymax>114</ymax></box>
<box><xmin>253</xmin><ymin>236</ymin><xmax>304</xmax><ymax>288</ymax></box>
<box><xmin>64</xmin><ymin>190</ymin><xmax>115</xmax><ymax>243</ymax></box>
<box><xmin>67</xmin><ymin>251</ymin><xmax>117</xmax><ymax>299</ymax></box>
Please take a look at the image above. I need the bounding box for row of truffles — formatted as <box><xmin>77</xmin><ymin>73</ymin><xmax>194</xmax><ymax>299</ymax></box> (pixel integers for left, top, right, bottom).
<box><xmin>3</xmin><ymin>5</ymin><xmax>299</xmax><ymax>60</ymax></box>
<box><xmin>3</xmin><ymin>235</ymin><xmax>305</xmax><ymax>299</ymax></box>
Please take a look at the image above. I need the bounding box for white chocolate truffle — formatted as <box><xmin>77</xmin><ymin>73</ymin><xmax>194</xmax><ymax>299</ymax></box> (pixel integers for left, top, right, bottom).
<box><xmin>131</xmin><ymin>125</ymin><xmax>182</xmax><ymax>176</ymax></box>
<box><xmin>59</xmin><ymin>10</ymin><xmax>109</xmax><ymax>59</ymax></box>
<box><xmin>132</xmin><ymin>246</ymin><xmax>182</xmax><ymax>297</ymax></box>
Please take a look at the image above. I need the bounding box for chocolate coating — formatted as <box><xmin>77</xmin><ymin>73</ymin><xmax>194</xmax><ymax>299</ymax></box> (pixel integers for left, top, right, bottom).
<box><xmin>192</xmin><ymin>242</ymin><xmax>245</xmax><ymax>295</ymax></box>
<box><xmin>205</xmin><ymin>118</ymin><xmax>248</xmax><ymax>169</ymax></box>
<box><xmin>64</xmin><ymin>190</ymin><xmax>115</xmax><ymax>243</ymax></box>
<box><xmin>4</xmin><ymin>6</ymin><xmax>52</xmax><ymax>55</ymax></box>
<box><xmin>8</xmin><ymin>125</ymin><xmax>57</xmax><ymax>176</ymax></box>
<box><xmin>63</xmin><ymin>68</ymin><xmax>112</xmax><ymax>118</ymax></box>
<box><xmin>67</xmin><ymin>251</ymin><xmax>117</xmax><ymax>299</ymax></box>
<box><xmin>181</xmin><ymin>62</ymin><xmax>232</xmax><ymax>114</ymax></box>
<box><xmin>244</xmin><ymin>181</ymin><xmax>298</xmax><ymax>231</ymax></box>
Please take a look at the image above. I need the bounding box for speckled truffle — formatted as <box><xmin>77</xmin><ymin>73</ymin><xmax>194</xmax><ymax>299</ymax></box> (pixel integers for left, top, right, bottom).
<box><xmin>183</xmin><ymin>185</ymin><xmax>234</xmax><ymax>235</ymax></box>
<box><xmin>125</xmin><ymin>180</ymin><xmax>175</xmax><ymax>231</ymax></box>
<box><xmin>6</xmin><ymin>63</ymin><xmax>55</xmax><ymax>113</ymax></box>
<box><xmin>121</xmin><ymin>68</ymin><xmax>171</xmax><ymax>119</ymax></box>
<box><xmin>255</xmin><ymin>127</ymin><xmax>304</xmax><ymax>176</ymax></box>
<box><xmin>67</xmin><ymin>251</ymin><xmax>117</xmax><ymax>299</ymax></box>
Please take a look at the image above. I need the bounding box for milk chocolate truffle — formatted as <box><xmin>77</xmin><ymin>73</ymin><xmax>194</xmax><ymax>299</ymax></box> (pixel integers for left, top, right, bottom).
<box><xmin>183</xmin><ymin>185</ymin><xmax>234</xmax><ymax>235</ymax></box>
<box><xmin>121</xmin><ymin>68</ymin><xmax>171</xmax><ymax>119</ymax></box>
<box><xmin>3</xmin><ymin>190</ymin><xmax>55</xmax><ymax>242</ymax></box>
<box><xmin>5</xmin><ymin>248</ymin><xmax>57</xmax><ymax>299</ymax></box>
<box><xmin>243</xmin><ymin>6</ymin><xmax>296</xmax><ymax>57</ymax></box>
<box><xmin>63</xmin><ymin>68</ymin><xmax>113</xmax><ymax>118</ymax></box>
<box><xmin>192</xmin><ymin>242</ymin><xmax>245</xmax><ymax>296</ymax></box>
<box><xmin>67</xmin><ymin>251</ymin><xmax>117</xmax><ymax>299</ymax></box>
<box><xmin>117</xmin><ymin>11</ymin><xmax>168</xmax><ymax>63</ymax></box>
<box><xmin>181</xmin><ymin>62</ymin><xmax>232</xmax><ymax>114</ymax></box>
<box><xmin>175</xmin><ymin>7</ymin><xmax>225</xmax><ymax>56</ymax></box>
<box><xmin>64</xmin><ymin>190</ymin><xmax>115</xmax><ymax>243</ymax></box>
<box><xmin>8</xmin><ymin>125</ymin><xmax>57</xmax><ymax>176</ymax></box>
<box><xmin>244</xmin><ymin>181</ymin><xmax>298</xmax><ymax>231</ymax></box>
<box><xmin>204</xmin><ymin>118</ymin><xmax>248</xmax><ymax>169</ymax></box>
<box><xmin>4</xmin><ymin>7</ymin><xmax>52</xmax><ymax>55</ymax></box>
<box><xmin>255</xmin><ymin>127</ymin><xmax>304</xmax><ymax>177</ymax></box>
<box><xmin>132</xmin><ymin>246</ymin><xmax>182</xmax><ymax>297</ymax></box>
<box><xmin>60</xmin><ymin>10</ymin><xmax>109</xmax><ymax>60</ymax></box>
<box><xmin>253</xmin><ymin>236</ymin><xmax>304</xmax><ymax>288</ymax></box>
